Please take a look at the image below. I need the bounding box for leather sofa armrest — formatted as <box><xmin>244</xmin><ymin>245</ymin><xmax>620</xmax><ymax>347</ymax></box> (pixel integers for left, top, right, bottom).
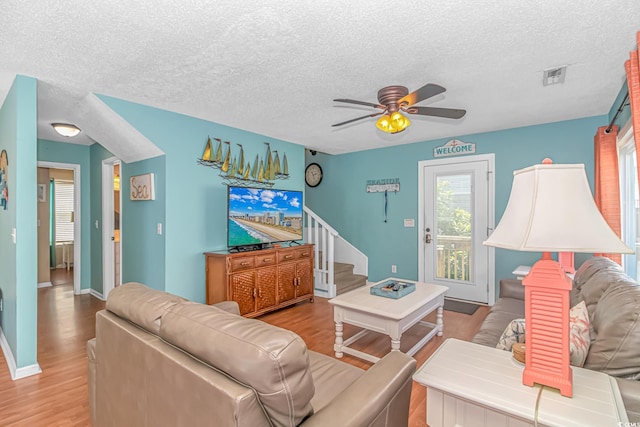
<box><xmin>499</xmin><ymin>279</ymin><xmax>524</xmax><ymax>300</ymax></box>
<box><xmin>299</xmin><ymin>351</ymin><xmax>416</xmax><ymax>427</ymax></box>
<box><xmin>616</xmin><ymin>378</ymin><xmax>640</xmax><ymax>423</ymax></box>
<box><xmin>87</xmin><ymin>338</ymin><xmax>97</xmax><ymax>427</ymax></box>
<box><xmin>211</xmin><ymin>301</ymin><xmax>240</xmax><ymax>315</ymax></box>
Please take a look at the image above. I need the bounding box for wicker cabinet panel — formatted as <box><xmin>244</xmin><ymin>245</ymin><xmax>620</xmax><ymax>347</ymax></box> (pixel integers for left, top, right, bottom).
<box><xmin>296</xmin><ymin>258</ymin><xmax>313</xmax><ymax>296</ymax></box>
<box><xmin>256</xmin><ymin>267</ymin><xmax>277</xmax><ymax>311</ymax></box>
<box><xmin>277</xmin><ymin>263</ymin><xmax>297</xmax><ymax>304</ymax></box>
<box><xmin>230</xmin><ymin>271</ymin><xmax>256</xmax><ymax>316</ymax></box>
<box><xmin>205</xmin><ymin>244</ymin><xmax>314</xmax><ymax>318</ymax></box>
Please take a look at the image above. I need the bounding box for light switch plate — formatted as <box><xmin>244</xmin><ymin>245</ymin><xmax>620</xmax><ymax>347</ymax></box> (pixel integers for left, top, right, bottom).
<box><xmin>404</xmin><ymin>218</ymin><xmax>415</xmax><ymax>227</ymax></box>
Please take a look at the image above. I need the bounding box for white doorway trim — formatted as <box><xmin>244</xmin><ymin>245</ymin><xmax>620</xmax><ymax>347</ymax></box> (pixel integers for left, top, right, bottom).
<box><xmin>37</xmin><ymin>161</ymin><xmax>81</xmax><ymax>295</ymax></box>
<box><xmin>102</xmin><ymin>157</ymin><xmax>121</xmax><ymax>300</ymax></box>
<box><xmin>417</xmin><ymin>154</ymin><xmax>496</xmax><ymax>306</ymax></box>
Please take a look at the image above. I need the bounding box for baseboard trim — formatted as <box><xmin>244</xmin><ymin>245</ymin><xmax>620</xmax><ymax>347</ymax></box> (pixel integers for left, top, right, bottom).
<box><xmin>89</xmin><ymin>289</ymin><xmax>105</xmax><ymax>300</ymax></box>
<box><xmin>0</xmin><ymin>327</ymin><xmax>42</xmax><ymax>380</ymax></box>
<box><xmin>37</xmin><ymin>281</ymin><xmax>53</xmax><ymax>288</ymax></box>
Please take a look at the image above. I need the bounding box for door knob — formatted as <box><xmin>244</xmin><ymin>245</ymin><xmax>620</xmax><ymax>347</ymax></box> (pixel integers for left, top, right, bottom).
<box><xmin>425</xmin><ymin>227</ymin><xmax>432</xmax><ymax>244</ymax></box>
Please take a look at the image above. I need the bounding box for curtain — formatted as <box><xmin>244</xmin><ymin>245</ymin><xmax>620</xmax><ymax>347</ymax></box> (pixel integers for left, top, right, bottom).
<box><xmin>594</xmin><ymin>125</ymin><xmax>622</xmax><ymax>264</ymax></box>
<box><xmin>625</xmin><ymin>32</ymin><xmax>640</xmax><ymax>193</ymax></box>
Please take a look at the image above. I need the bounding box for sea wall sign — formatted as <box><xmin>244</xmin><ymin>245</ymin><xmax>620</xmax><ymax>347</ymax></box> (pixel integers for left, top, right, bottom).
<box><xmin>366</xmin><ymin>178</ymin><xmax>400</xmax><ymax>193</ymax></box>
<box><xmin>434</xmin><ymin>139</ymin><xmax>476</xmax><ymax>158</ymax></box>
<box><xmin>130</xmin><ymin>173</ymin><xmax>155</xmax><ymax>201</ymax></box>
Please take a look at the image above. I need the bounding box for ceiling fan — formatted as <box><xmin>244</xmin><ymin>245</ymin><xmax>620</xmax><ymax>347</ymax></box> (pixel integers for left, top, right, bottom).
<box><xmin>332</xmin><ymin>83</ymin><xmax>466</xmax><ymax>134</ymax></box>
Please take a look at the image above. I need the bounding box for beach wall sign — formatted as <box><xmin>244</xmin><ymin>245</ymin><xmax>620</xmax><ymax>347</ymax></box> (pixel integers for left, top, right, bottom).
<box><xmin>366</xmin><ymin>178</ymin><xmax>400</xmax><ymax>193</ymax></box>
<box><xmin>434</xmin><ymin>139</ymin><xmax>475</xmax><ymax>158</ymax></box>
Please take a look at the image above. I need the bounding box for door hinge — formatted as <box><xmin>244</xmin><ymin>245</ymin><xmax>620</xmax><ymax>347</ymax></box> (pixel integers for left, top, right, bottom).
<box><xmin>487</xmin><ymin>170</ymin><xmax>493</xmax><ymax>181</ymax></box>
<box><xmin>487</xmin><ymin>227</ymin><xmax>493</xmax><ymax>237</ymax></box>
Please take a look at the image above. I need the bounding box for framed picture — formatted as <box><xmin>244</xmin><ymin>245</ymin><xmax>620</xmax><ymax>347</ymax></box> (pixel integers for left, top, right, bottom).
<box><xmin>130</xmin><ymin>173</ymin><xmax>155</xmax><ymax>201</ymax></box>
<box><xmin>37</xmin><ymin>184</ymin><xmax>47</xmax><ymax>202</ymax></box>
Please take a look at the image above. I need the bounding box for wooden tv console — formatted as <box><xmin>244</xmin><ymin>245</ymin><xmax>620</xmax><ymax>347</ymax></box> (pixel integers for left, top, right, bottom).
<box><xmin>204</xmin><ymin>244</ymin><xmax>314</xmax><ymax>318</ymax></box>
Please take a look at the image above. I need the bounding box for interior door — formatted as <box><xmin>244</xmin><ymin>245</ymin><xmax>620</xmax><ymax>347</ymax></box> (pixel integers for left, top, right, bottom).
<box><xmin>422</xmin><ymin>158</ymin><xmax>492</xmax><ymax>303</ymax></box>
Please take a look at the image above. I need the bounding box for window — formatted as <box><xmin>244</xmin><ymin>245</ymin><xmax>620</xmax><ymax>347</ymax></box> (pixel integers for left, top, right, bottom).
<box><xmin>54</xmin><ymin>179</ymin><xmax>74</xmax><ymax>242</ymax></box>
<box><xmin>618</xmin><ymin>126</ymin><xmax>639</xmax><ymax>280</ymax></box>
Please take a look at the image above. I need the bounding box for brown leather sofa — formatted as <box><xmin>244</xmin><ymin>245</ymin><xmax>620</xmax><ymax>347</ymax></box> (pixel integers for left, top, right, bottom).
<box><xmin>87</xmin><ymin>283</ymin><xmax>416</xmax><ymax>427</ymax></box>
<box><xmin>472</xmin><ymin>256</ymin><xmax>640</xmax><ymax>422</ymax></box>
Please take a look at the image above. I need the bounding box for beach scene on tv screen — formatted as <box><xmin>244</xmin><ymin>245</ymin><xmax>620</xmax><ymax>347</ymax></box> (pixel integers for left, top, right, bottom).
<box><xmin>228</xmin><ymin>187</ymin><xmax>303</xmax><ymax>246</ymax></box>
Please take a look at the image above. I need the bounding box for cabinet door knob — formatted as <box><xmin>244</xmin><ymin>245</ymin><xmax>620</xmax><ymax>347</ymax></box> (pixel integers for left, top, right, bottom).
<box><xmin>284</xmin><ymin>255</ymin><xmax>293</xmax><ymax>260</ymax></box>
<box><xmin>241</xmin><ymin>261</ymin><xmax>250</xmax><ymax>266</ymax></box>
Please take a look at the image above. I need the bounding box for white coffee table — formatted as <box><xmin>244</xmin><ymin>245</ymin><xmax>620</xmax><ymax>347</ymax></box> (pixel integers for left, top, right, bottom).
<box><xmin>328</xmin><ymin>278</ymin><xmax>448</xmax><ymax>363</ymax></box>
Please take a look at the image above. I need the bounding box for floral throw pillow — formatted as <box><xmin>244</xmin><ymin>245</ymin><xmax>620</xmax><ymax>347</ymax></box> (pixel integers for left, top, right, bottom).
<box><xmin>496</xmin><ymin>318</ymin><xmax>526</xmax><ymax>351</ymax></box>
<box><xmin>569</xmin><ymin>300</ymin><xmax>591</xmax><ymax>367</ymax></box>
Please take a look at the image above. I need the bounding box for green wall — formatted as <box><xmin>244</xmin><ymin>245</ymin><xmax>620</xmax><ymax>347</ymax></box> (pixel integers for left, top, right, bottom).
<box><xmin>305</xmin><ymin>115</ymin><xmax>606</xmax><ymax>294</ymax></box>
<box><xmin>0</xmin><ymin>75</ymin><xmax>38</xmax><ymax>369</ymax></box>
<box><xmin>97</xmin><ymin>96</ymin><xmax>305</xmax><ymax>302</ymax></box>
<box><xmin>37</xmin><ymin>139</ymin><xmax>92</xmax><ymax>291</ymax></box>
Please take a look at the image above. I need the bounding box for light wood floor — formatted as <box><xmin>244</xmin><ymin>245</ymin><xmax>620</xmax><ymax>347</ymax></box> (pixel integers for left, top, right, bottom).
<box><xmin>0</xmin><ymin>285</ymin><xmax>488</xmax><ymax>426</ymax></box>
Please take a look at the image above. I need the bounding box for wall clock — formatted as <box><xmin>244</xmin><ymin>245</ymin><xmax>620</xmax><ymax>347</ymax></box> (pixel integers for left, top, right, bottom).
<box><xmin>305</xmin><ymin>163</ymin><xmax>323</xmax><ymax>187</ymax></box>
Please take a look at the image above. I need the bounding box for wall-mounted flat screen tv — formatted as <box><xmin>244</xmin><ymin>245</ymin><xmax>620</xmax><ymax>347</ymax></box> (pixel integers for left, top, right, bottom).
<box><xmin>228</xmin><ymin>186</ymin><xmax>303</xmax><ymax>250</ymax></box>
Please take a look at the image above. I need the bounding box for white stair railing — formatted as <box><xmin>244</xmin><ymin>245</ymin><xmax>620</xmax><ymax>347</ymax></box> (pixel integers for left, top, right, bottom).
<box><xmin>303</xmin><ymin>206</ymin><xmax>368</xmax><ymax>298</ymax></box>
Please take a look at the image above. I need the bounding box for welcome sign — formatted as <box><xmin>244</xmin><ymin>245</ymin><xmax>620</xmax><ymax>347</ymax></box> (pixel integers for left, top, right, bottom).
<box><xmin>434</xmin><ymin>139</ymin><xmax>475</xmax><ymax>158</ymax></box>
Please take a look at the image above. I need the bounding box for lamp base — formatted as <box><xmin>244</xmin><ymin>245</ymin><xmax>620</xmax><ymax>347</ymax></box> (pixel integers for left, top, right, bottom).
<box><xmin>522</xmin><ymin>256</ymin><xmax>573</xmax><ymax>397</ymax></box>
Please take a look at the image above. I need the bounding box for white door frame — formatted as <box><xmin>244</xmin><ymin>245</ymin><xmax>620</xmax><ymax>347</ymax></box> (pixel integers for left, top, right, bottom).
<box><xmin>37</xmin><ymin>161</ymin><xmax>81</xmax><ymax>295</ymax></box>
<box><xmin>102</xmin><ymin>157</ymin><xmax>121</xmax><ymax>300</ymax></box>
<box><xmin>417</xmin><ymin>154</ymin><xmax>496</xmax><ymax>305</ymax></box>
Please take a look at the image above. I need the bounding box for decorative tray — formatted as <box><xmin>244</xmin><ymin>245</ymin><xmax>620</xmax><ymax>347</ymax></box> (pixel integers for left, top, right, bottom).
<box><xmin>370</xmin><ymin>279</ymin><xmax>416</xmax><ymax>299</ymax></box>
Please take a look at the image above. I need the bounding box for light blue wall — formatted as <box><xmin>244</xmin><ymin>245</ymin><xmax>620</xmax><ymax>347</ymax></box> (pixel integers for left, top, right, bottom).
<box><xmin>305</xmin><ymin>116</ymin><xmax>606</xmax><ymax>294</ymax></box>
<box><xmin>0</xmin><ymin>75</ymin><xmax>38</xmax><ymax>368</ymax></box>
<box><xmin>96</xmin><ymin>96</ymin><xmax>305</xmax><ymax>302</ymax></box>
<box><xmin>37</xmin><ymin>139</ymin><xmax>92</xmax><ymax>291</ymax></box>
<box><xmin>121</xmin><ymin>155</ymin><xmax>166</xmax><ymax>290</ymax></box>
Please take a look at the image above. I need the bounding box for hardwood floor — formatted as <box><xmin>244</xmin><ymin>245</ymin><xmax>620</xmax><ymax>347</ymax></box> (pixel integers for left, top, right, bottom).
<box><xmin>0</xmin><ymin>284</ymin><xmax>105</xmax><ymax>426</ymax></box>
<box><xmin>0</xmin><ymin>286</ymin><xmax>488</xmax><ymax>426</ymax></box>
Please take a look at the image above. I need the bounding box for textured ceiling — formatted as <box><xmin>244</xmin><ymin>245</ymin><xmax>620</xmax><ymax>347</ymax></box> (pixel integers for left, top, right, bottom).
<box><xmin>1</xmin><ymin>1</ymin><xmax>639</xmax><ymax>155</ymax></box>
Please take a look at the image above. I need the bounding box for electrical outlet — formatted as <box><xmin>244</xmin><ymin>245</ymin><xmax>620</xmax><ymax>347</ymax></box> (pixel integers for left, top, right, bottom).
<box><xmin>391</xmin><ymin>265</ymin><xmax>397</xmax><ymax>273</ymax></box>
<box><xmin>0</xmin><ymin>298</ymin><xmax>3</xmax><ymax>312</ymax></box>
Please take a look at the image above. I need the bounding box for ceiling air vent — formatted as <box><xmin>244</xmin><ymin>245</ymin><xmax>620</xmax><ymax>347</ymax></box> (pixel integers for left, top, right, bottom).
<box><xmin>543</xmin><ymin>66</ymin><xmax>567</xmax><ymax>86</ymax></box>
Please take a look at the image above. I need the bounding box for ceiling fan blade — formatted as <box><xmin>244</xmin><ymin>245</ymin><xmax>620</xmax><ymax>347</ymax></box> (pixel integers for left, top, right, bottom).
<box><xmin>332</xmin><ymin>112</ymin><xmax>384</xmax><ymax>127</ymax></box>
<box><xmin>334</xmin><ymin>98</ymin><xmax>386</xmax><ymax>109</ymax></box>
<box><xmin>398</xmin><ymin>84</ymin><xmax>446</xmax><ymax>107</ymax></box>
<box><xmin>407</xmin><ymin>106</ymin><xmax>466</xmax><ymax>119</ymax></box>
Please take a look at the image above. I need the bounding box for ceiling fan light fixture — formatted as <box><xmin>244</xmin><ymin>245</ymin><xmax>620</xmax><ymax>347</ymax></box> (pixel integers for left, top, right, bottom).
<box><xmin>390</xmin><ymin>111</ymin><xmax>410</xmax><ymax>132</ymax></box>
<box><xmin>376</xmin><ymin>112</ymin><xmax>410</xmax><ymax>133</ymax></box>
<box><xmin>376</xmin><ymin>114</ymin><xmax>392</xmax><ymax>132</ymax></box>
<box><xmin>51</xmin><ymin>123</ymin><xmax>81</xmax><ymax>137</ymax></box>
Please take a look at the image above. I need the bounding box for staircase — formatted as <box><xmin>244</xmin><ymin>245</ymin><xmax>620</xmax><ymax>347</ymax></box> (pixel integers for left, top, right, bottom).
<box><xmin>334</xmin><ymin>261</ymin><xmax>367</xmax><ymax>295</ymax></box>
<box><xmin>304</xmin><ymin>206</ymin><xmax>368</xmax><ymax>298</ymax></box>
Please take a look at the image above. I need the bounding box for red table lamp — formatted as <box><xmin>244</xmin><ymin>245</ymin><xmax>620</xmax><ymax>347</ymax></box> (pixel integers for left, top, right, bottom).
<box><xmin>484</xmin><ymin>159</ymin><xmax>632</xmax><ymax>397</ymax></box>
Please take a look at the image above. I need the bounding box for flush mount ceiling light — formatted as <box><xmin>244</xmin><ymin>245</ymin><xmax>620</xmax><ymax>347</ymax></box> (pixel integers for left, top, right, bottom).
<box><xmin>51</xmin><ymin>123</ymin><xmax>81</xmax><ymax>137</ymax></box>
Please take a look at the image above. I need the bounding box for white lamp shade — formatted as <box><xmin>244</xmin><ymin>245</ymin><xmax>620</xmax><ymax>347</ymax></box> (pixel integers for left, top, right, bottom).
<box><xmin>52</xmin><ymin>123</ymin><xmax>81</xmax><ymax>137</ymax></box>
<box><xmin>484</xmin><ymin>163</ymin><xmax>633</xmax><ymax>253</ymax></box>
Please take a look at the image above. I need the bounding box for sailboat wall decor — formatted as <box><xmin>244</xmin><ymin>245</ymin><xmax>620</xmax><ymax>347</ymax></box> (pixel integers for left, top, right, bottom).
<box><xmin>197</xmin><ymin>136</ymin><xmax>290</xmax><ymax>188</ymax></box>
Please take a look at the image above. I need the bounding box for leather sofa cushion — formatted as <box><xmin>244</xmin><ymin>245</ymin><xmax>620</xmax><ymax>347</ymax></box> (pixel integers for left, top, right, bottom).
<box><xmin>307</xmin><ymin>351</ymin><xmax>363</xmax><ymax>412</ymax></box>
<box><xmin>471</xmin><ymin>298</ymin><xmax>524</xmax><ymax>347</ymax></box>
<box><xmin>572</xmin><ymin>257</ymin><xmax>628</xmax><ymax>321</ymax></box>
<box><xmin>106</xmin><ymin>282</ymin><xmax>187</xmax><ymax>334</ymax></box>
<box><xmin>584</xmin><ymin>277</ymin><xmax>640</xmax><ymax>378</ymax></box>
<box><xmin>160</xmin><ymin>302</ymin><xmax>315</xmax><ymax>427</ymax></box>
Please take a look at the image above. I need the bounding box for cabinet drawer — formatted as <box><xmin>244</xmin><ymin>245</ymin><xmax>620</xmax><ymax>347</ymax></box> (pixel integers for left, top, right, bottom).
<box><xmin>297</xmin><ymin>248</ymin><xmax>312</xmax><ymax>259</ymax></box>
<box><xmin>255</xmin><ymin>253</ymin><xmax>276</xmax><ymax>267</ymax></box>
<box><xmin>230</xmin><ymin>256</ymin><xmax>255</xmax><ymax>272</ymax></box>
<box><xmin>278</xmin><ymin>250</ymin><xmax>297</xmax><ymax>263</ymax></box>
